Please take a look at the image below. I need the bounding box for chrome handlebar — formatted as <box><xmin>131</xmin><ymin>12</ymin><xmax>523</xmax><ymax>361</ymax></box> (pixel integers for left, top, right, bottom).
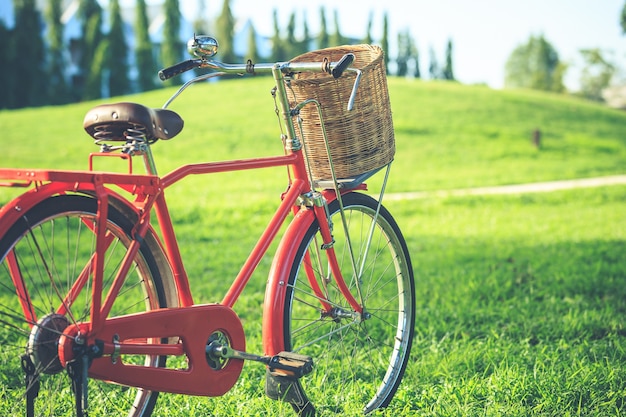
<box><xmin>159</xmin><ymin>35</ymin><xmax>362</xmax><ymax>111</ymax></box>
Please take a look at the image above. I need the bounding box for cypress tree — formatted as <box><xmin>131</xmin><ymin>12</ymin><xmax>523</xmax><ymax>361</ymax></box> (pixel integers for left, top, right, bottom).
<box><xmin>412</xmin><ymin>39</ymin><xmax>421</xmax><ymax>79</ymax></box>
<box><xmin>396</xmin><ymin>30</ymin><xmax>408</xmax><ymax>77</ymax></box>
<box><xmin>0</xmin><ymin>21</ymin><xmax>14</xmax><ymax>108</ymax></box>
<box><xmin>362</xmin><ymin>12</ymin><xmax>373</xmax><ymax>45</ymax></box>
<box><xmin>317</xmin><ymin>7</ymin><xmax>329</xmax><ymax>49</ymax></box>
<box><xmin>84</xmin><ymin>39</ymin><xmax>110</xmax><ymax>100</ymax></box>
<box><xmin>193</xmin><ymin>0</ymin><xmax>209</xmax><ymax>35</ymax></box>
<box><xmin>381</xmin><ymin>13</ymin><xmax>389</xmax><ymax>73</ymax></box>
<box><xmin>162</xmin><ymin>0</ymin><xmax>182</xmax><ymax>85</ymax></box>
<box><xmin>45</xmin><ymin>0</ymin><xmax>70</xmax><ymax>104</ymax></box>
<box><xmin>285</xmin><ymin>11</ymin><xmax>297</xmax><ymax>58</ymax></box>
<box><xmin>246</xmin><ymin>21</ymin><xmax>259</xmax><ymax>63</ymax></box>
<box><xmin>300</xmin><ymin>11</ymin><xmax>311</xmax><ymax>53</ymax></box>
<box><xmin>12</xmin><ymin>0</ymin><xmax>46</xmax><ymax>108</ymax></box>
<box><xmin>78</xmin><ymin>0</ymin><xmax>104</xmax><ymax>99</ymax></box>
<box><xmin>442</xmin><ymin>39</ymin><xmax>454</xmax><ymax>80</ymax></box>
<box><xmin>329</xmin><ymin>9</ymin><xmax>343</xmax><ymax>46</ymax></box>
<box><xmin>135</xmin><ymin>0</ymin><xmax>157</xmax><ymax>91</ymax></box>
<box><xmin>216</xmin><ymin>0</ymin><xmax>236</xmax><ymax>62</ymax></box>
<box><xmin>428</xmin><ymin>46</ymin><xmax>439</xmax><ymax>79</ymax></box>
<box><xmin>270</xmin><ymin>9</ymin><xmax>286</xmax><ymax>61</ymax></box>
<box><xmin>621</xmin><ymin>1</ymin><xmax>626</xmax><ymax>34</ymax></box>
<box><xmin>108</xmin><ymin>0</ymin><xmax>130</xmax><ymax>97</ymax></box>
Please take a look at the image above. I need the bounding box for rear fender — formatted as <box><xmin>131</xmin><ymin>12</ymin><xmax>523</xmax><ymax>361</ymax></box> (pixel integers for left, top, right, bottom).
<box><xmin>0</xmin><ymin>182</ymin><xmax>177</xmax><ymax>306</ymax></box>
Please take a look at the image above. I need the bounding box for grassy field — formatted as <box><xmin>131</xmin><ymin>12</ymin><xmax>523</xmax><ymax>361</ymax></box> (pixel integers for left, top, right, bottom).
<box><xmin>0</xmin><ymin>77</ymin><xmax>625</xmax><ymax>415</ymax></box>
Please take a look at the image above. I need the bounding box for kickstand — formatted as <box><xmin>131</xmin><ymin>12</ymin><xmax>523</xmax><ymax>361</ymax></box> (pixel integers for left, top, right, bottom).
<box><xmin>67</xmin><ymin>354</ymin><xmax>90</xmax><ymax>417</ymax></box>
<box><xmin>21</xmin><ymin>354</ymin><xmax>39</xmax><ymax>417</ymax></box>
<box><xmin>265</xmin><ymin>370</ymin><xmax>315</xmax><ymax>417</ymax></box>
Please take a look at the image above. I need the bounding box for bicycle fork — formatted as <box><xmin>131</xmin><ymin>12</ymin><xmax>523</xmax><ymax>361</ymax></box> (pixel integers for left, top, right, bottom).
<box><xmin>309</xmin><ymin>191</ymin><xmax>365</xmax><ymax>316</ymax></box>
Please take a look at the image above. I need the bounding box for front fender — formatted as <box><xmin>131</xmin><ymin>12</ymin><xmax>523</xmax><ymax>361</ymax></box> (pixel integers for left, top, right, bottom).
<box><xmin>262</xmin><ymin>207</ymin><xmax>316</xmax><ymax>356</ymax></box>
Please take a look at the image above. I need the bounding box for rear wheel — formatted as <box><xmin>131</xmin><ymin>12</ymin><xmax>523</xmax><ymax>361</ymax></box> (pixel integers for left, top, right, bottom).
<box><xmin>283</xmin><ymin>192</ymin><xmax>415</xmax><ymax>415</ymax></box>
<box><xmin>0</xmin><ymin>194</ymin><xmax>176</xmax><ymax>416</ymax></box>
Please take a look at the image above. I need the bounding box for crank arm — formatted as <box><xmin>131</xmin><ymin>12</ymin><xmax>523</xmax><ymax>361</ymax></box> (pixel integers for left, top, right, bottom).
<box><xmin>208</xmin><ymin>344</ymin><xmax>314</xmax><ymax>378</ymax></box>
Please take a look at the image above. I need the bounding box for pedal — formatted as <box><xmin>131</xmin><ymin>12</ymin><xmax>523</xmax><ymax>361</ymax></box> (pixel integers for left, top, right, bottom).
<box><xmin>268</xmin><ymin>351</ymin><xmax>314</xmax><ymax>379</ymax></box>
<box><xmin>208</xmin><ymin>343</ymin><xmax>313</xmax><ymax>379</ymax></box>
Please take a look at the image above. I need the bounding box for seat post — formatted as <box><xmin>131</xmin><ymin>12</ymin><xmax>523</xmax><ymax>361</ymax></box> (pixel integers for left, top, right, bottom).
<box><xmin>140</xmin><ymin>142</ymin><xmax>158</xmax><ymax>176</ymax></box>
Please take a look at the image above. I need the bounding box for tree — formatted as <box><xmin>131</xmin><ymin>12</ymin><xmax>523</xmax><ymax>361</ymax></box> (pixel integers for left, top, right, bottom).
<box><xmin>505</xmin><ymin>34</ymin><xmax>565</xmax><ymax>93</ymax></box>
<box><xmin>193</xmin><ymin>0</ymin><xmax>210</xmax><ymax>35</ymax></box>
<box><xmin>12</xmin><ymin>0</ymin><xmax>46</xmax><ymax>107</ymax></box>
<box><xmin>579</xmin><ymin>48</ymin><xmax>616</xmax><ymax>101</ymax></box>
<box><xmin>429</xmin><ymin>47</ymin><xmax>439</xmax><ymax>79</ymax></box>
<box><xmin>78</xmin><ymin>0</ymin><xmax>104</xmax><ymax>98</ymax></box>
<box><xmin>442</xmin><ymin>39</ymin><xmax>455</xmax><ymax>80</ymax></box>
<box><xmin>621</xmin><ymin>1</ymin><xmax>626</xmax><ymax>34</ymax></box>
<box><xmin>162</xmin><ymin>0</ymin><xmax>183</xmax><ymax>85</ymax></box>
<box><xmin>381</xmin><ymin>13</ymin><xmax>389</xmax><ymax>73</ymax></box>
<box><xmin>84</xmin><ymin>39</ymin><xmax>110</xmax><ymax>100</ymax></box>
<box><xmin>412</xmin><ymin>36</ymin><xmax>421</xmax><ymax>79</ymax></box>
<box><xmin>215</xmin><ymin>0</ymin><xmax>236</xmax><ymax>62</ymax></box>
<box><xmin>329</xmin><ymin>10</ymin><xmax>344</xmax><ymax>46</ymax></box>
<box><xmin>300</xmin><ymin>11</ymin><xmax>311</xmax><ymax>54</ymax></box>
<box><xmin>270</xmin><ymin>9</ymin><xmax>286</xmax><ymax>61</ymax></box>
<box><xmin>246</xmin><ymin>21</ymin><xmax>259</xmax><ymax>63</ymax></box>
<box><xmin>108</xmin><ymin>0</ymin><xmax>130</xmax><ymax>97</ymax></box>
<box><xmin>362</xmin><ymin>12</ymin><xmax>373</xmax><ymax>45</ymax></box>
<box><xmin>0</xmin><ymin>21</ymin><xmax>14</xmax><ymax>108</ymax></box>
<box><xmin>285</xmin><ymin>11</ymin><xmax>298</xmax><ymax>58</ymax></box>
<box><xmin>318</xmin><ymin>7</ymin><xmax>329</xmax><ymax>49</ymax></box>
<box><xmin>45</xmin><ymin>0</ymin><xmax>70</xmax><ymax>104</ymax></box>
<box><xmin>135</xmin><ymin>0</ymin><xmax>157</xmax><ymax>91</ymax></box>
<box><xmin>396</xmin><ymin>30</ymin><xmax>410</xmax><ymax>77</ymax></box>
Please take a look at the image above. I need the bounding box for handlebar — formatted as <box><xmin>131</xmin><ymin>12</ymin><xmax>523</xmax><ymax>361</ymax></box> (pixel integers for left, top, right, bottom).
<box><xmin>158</xmin><ymin>53</ymin><xmax>356</xmax><ymax>81</ymax></box>
<box><xmin>158</xmin><ymin>36</ymin><xmax>361</xmax><ymax>111</ymax></box>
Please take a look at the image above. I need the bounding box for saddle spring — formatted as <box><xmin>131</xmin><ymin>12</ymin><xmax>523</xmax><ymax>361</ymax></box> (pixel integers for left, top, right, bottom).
<box><xmin>93</xmin><ymin>123</ymin><xmax>153</xmax><ymax>154</ymax></box>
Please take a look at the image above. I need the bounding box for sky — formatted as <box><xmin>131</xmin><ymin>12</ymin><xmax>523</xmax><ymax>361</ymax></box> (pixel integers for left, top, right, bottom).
<box><xmin>2</xmin><ymin>0</ymin><xmax>624</xmax><ymax>90</ymax></box>
<box><xmin>186</xmin><ymin>0</ymin><xmax>626</xmax><ymax>90</ymax></box>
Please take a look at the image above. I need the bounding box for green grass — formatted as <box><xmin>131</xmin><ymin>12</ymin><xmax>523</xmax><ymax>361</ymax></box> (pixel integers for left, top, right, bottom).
<box><xmin>138</xmin><ymin>186</ymin><xmax>626</xmax><ymax>416</ymax></box>
<box><xmin>0</xmin><ymin>78</ymin><xmax>625</xmax><ymax>415</ymax></box>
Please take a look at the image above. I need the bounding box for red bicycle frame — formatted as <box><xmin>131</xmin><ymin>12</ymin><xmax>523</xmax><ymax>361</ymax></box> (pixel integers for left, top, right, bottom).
<box><xmin>0</xmin><ymin>148</ymin><xmax>363</xmax><ymax>394</ymax></box>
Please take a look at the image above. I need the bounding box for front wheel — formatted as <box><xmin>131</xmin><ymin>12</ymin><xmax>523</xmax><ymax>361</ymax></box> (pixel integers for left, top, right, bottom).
<box><xmin>282</xmin><ymin>192</ymin><xmax>415</xmax><ymax>415</ymax></box>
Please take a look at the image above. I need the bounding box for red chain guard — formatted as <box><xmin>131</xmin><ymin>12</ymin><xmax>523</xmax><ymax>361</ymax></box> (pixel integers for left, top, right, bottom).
<box><xmin>63</xmin><ymin>304</ymin><xmax>245</xmax><ymax>397</ymax></box>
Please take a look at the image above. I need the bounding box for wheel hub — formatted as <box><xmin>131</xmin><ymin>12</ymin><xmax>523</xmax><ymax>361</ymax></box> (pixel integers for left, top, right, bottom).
<box><xmin>27</xmin><ymin>313</ymin><xmax>70</xmax><ymax>375</ymax></box>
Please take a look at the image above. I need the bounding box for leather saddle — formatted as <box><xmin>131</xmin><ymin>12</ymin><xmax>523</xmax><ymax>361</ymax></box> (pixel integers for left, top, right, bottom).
<box><xmin>83</xmin><ymin>102</ymin><xmax>184</xmax><ymax>142</ymax></box>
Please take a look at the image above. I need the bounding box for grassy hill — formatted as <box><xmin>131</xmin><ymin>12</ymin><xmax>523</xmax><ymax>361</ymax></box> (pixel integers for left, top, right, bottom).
<box><xmin>1</xmin><ymin>77</ymin><xmax>625</xmax><ymax>196</ymax></box>
<box><xmin>0</xmin><ymin>78</ymin><xmax>625</xmax><ymax>415</ymax></box>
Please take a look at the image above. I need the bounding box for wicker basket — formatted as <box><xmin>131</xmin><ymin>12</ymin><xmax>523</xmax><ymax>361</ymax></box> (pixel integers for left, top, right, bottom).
<box><xmin>289</xmin><ymin>44</ymin><xmax>395</xmax><ymax>182</ymax></box>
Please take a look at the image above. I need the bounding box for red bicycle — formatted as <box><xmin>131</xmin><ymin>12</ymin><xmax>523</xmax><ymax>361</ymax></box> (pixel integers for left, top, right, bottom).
<box><xmin>0</xmin><ymin>36</ymin><xmax>414</xmax><ymax>416</ymax></box>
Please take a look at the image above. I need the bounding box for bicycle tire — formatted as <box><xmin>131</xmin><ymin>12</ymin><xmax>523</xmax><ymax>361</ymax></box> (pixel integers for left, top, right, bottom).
<box><xmin>281</xmin><ymin>192</ymin><xmax>415</xmax><ymax>415</ymax></box>
<box><xmin>0</xmin><ymin>194</ymin><xmax>176</xmax><ymax>417</ymax></box>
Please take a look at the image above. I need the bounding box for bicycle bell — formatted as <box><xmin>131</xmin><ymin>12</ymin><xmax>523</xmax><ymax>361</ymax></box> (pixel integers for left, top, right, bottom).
<box><xmin>188</xmin><ymin>35</ymin><xmax>219</xmax><ymax>59</ymax></box>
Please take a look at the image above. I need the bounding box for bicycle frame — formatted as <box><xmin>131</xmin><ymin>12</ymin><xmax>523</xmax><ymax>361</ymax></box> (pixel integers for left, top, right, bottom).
<box><xmin>0</xmin><ymin>53</ymin><xmax>368</xmax><ymax>396</ymax></box>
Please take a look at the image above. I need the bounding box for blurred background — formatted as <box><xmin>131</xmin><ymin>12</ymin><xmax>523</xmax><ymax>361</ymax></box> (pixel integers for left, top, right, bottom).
<box><xmin>1</xmin><ymin>0</ymin><xmax>625</xmax><ymax>109</ymax></box>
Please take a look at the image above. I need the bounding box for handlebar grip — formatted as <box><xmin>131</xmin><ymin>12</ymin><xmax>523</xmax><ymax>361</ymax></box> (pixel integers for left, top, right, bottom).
<box><xmin>331</xmin><ymin>53</ymin><xmax>355</xmax><ymax>79</ymax></box>
<box><xmin>158</xmin><ymin>59</ymin><xmax>202</xmax><ymax>81</ymax></box>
